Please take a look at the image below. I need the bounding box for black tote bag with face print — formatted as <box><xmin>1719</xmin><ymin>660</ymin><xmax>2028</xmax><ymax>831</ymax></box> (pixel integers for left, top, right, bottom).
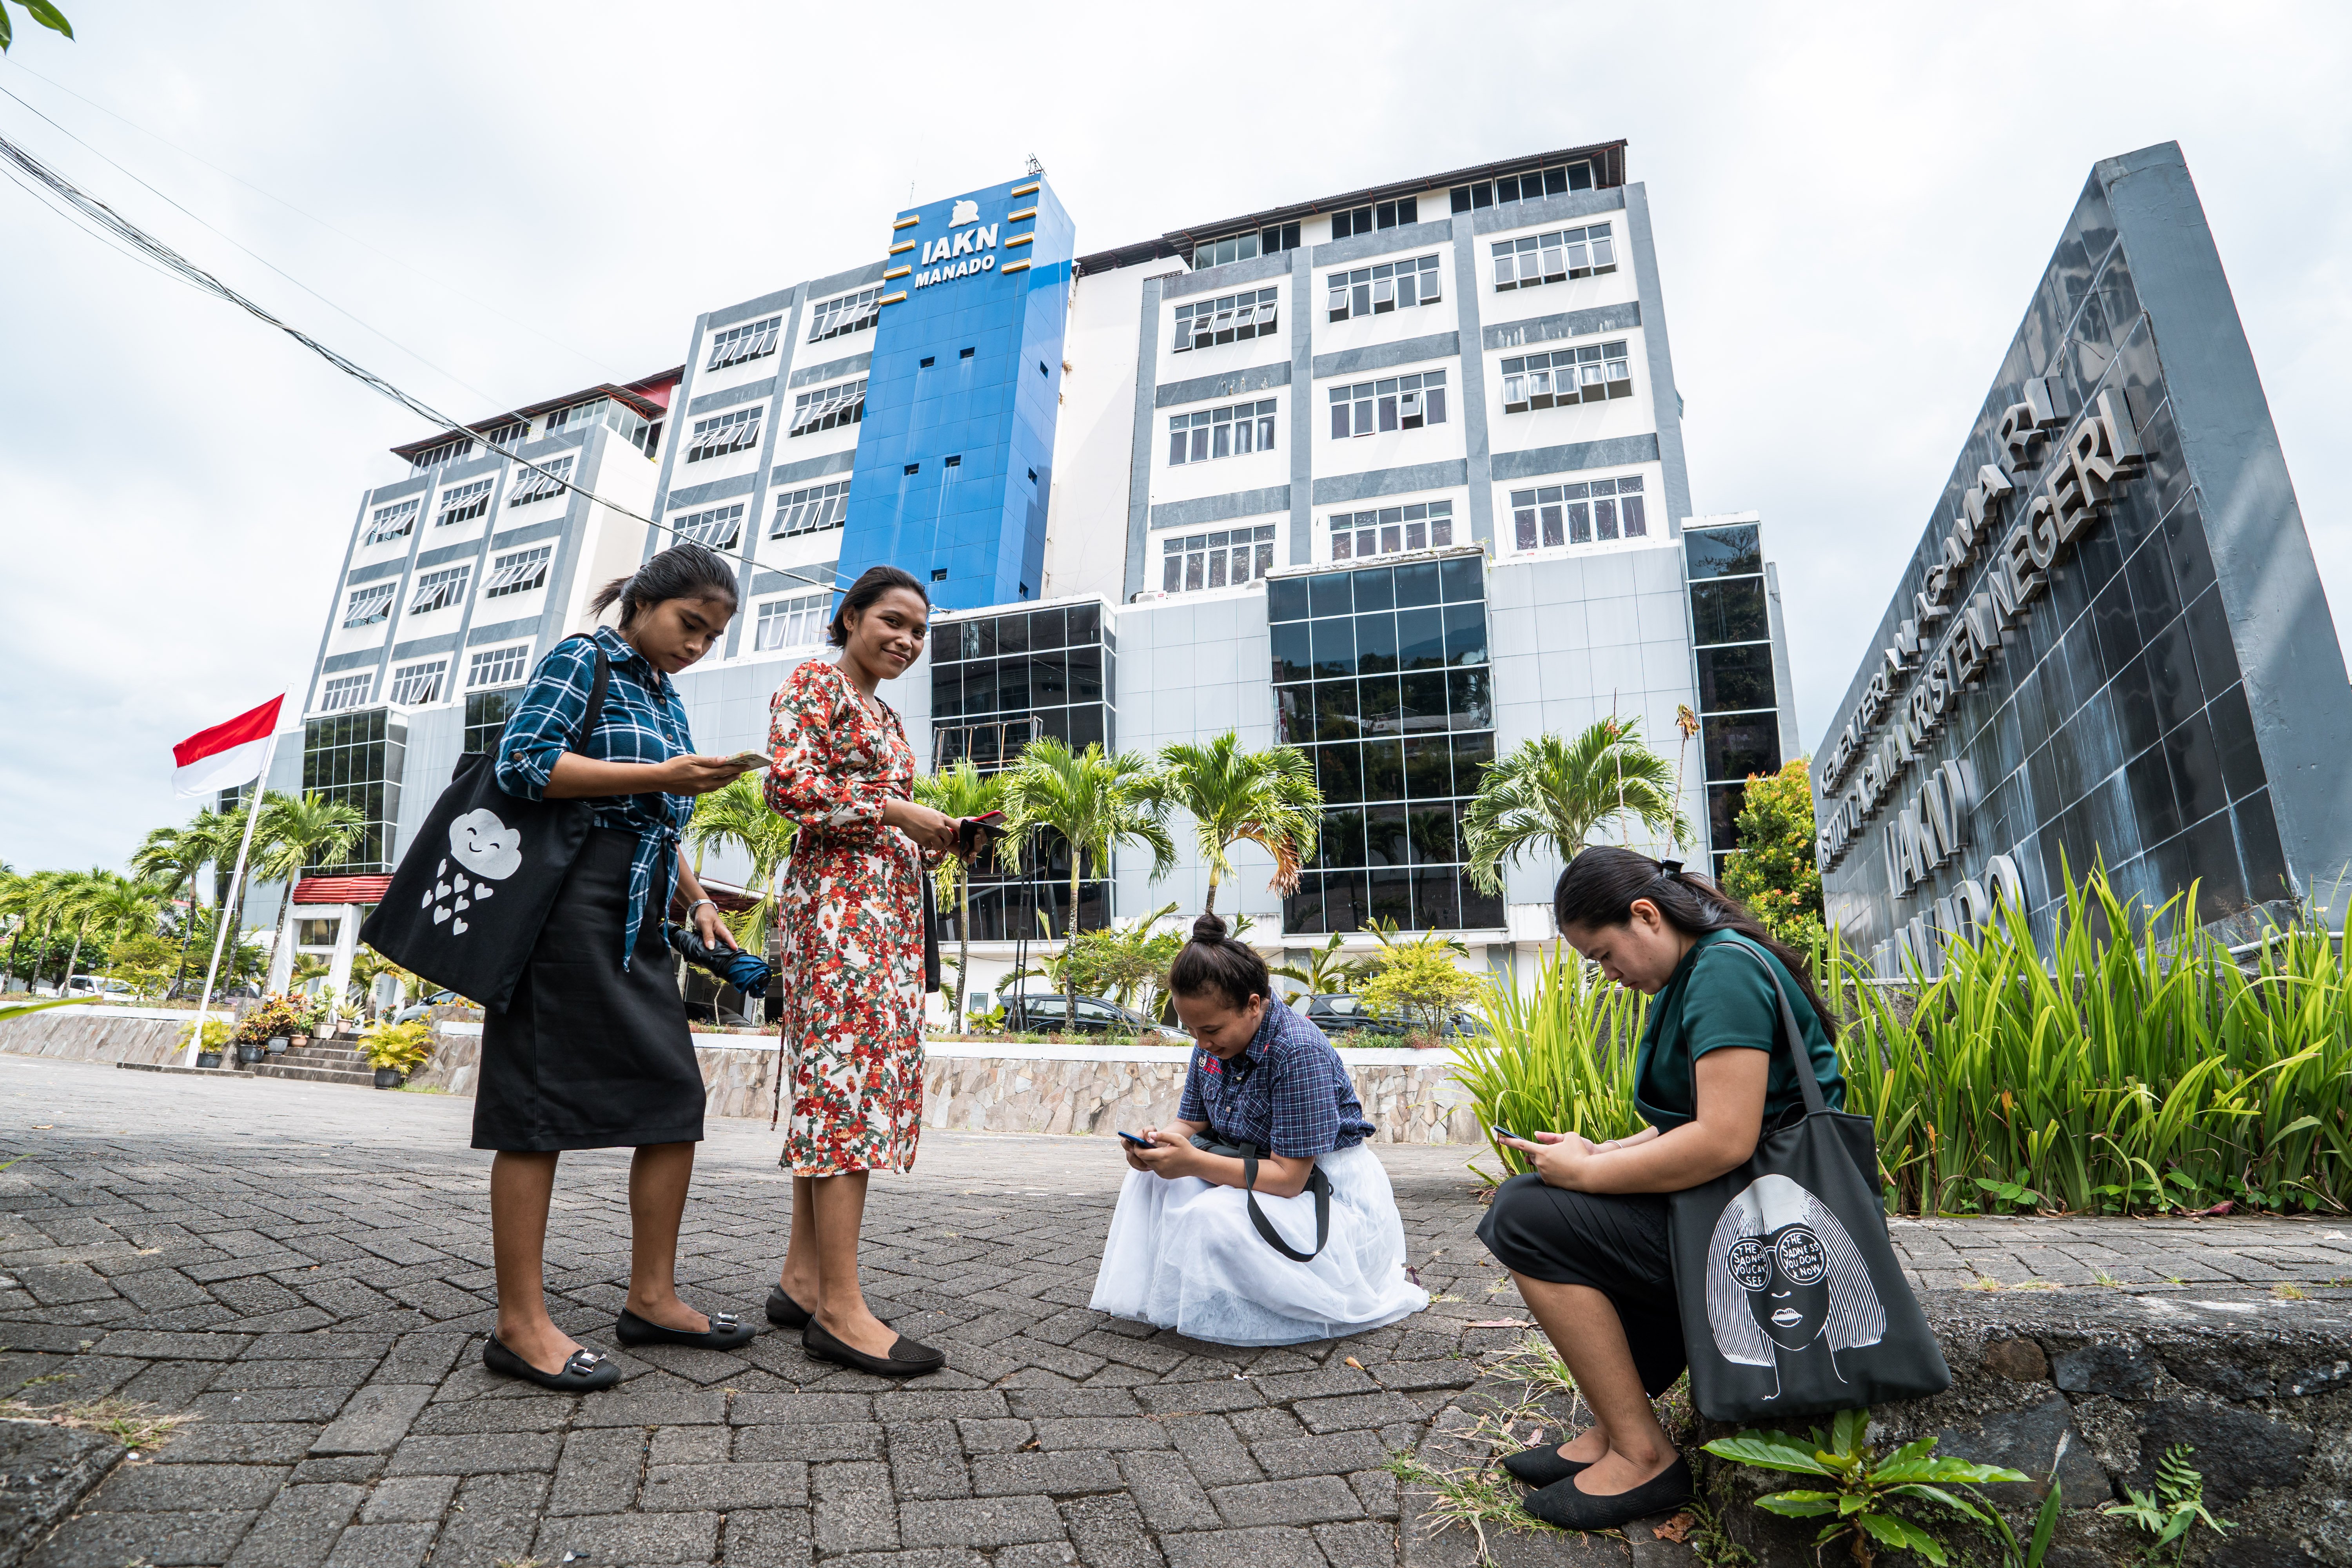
<box><xmin>358</xmin><ymin>638</ymin><xmax>609</xmax><ymax>1013</ymax></box>
<box><xmin>1665</xmin><ymin>941</ymin><xmax>1949</xmax><ymax>1423</ymax></box>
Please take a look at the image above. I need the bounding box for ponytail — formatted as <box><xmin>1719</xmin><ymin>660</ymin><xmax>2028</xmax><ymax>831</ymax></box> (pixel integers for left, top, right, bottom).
<box><xmin>1553</xmin><ymin>846</ymin><xmax>1838</xmax><ymax>1034</ymax></box>
<box><xmin>591</xmin><ymin>542</ymin><xmax>739</xmax><ymax>628</ymax></box>
<box><xmin>1167</xmin><ymin>911</ymin><xmax>1270</xmax><ymax>1013</ymax></box>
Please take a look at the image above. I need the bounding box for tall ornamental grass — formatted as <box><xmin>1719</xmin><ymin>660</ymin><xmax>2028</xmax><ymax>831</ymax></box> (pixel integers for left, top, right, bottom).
<box><xmin>1452</xmin><ymin>869</ymin><xmax>2352</xmax><ymax>1216</ymax></box>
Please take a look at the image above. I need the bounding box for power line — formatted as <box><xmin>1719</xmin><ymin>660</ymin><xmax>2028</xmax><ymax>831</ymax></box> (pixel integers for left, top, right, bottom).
<box><xmin>0</xmin><ymin>129</ymin><xmax>842</xmax><ymax>597</ymax></box>
<box><xmin>0</xmin><ymin>79</ymin><xmax>508</xmax><ymax>414</ymax></box>
<box><xmin>0</xmin><ymin>58</ymin><xmax>622</xmax><ymax>383</ymax></box>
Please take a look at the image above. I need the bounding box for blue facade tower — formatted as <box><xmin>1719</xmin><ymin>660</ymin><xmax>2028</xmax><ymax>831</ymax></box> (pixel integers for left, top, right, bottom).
<box><xmin>833</xmin><ymin>176</ymin><xmax>1076</xmax><ymax>612</ymax></box>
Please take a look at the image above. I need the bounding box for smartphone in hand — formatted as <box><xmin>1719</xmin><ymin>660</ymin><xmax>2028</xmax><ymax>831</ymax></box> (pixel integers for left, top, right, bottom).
<box><xmin>725</xmin><ymin>751</ymin><xmax>771</xmax><ymax>773</ymax></box>
<box><xmin>1489</xmin><ymin>1125</ymin><xmax>1524</xmax><ymax>1143</ymax></box>
<box><xmin>959</xmin><ymin>810</ymin><xmax>1008</xmax><ymax>853</ymax></box>
<box><xmin>1117</xmin><ymin>1131</ymin><xmax>1154</xmax><ymax>1150</ymax></box>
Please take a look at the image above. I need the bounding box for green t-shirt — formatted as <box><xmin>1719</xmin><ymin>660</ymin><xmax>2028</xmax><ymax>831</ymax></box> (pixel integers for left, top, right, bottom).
<box><xmin>1632</xmin><ymin>930</ymin><xmax>1844</xmax><ymax>1133</ymax></box>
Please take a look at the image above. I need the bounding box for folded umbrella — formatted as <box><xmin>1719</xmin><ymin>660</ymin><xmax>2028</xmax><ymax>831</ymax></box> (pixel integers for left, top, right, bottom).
<box><xmin>665</xmin><ymin>922</ymin><xmax>772</xmax><ymax>998</ymax></box>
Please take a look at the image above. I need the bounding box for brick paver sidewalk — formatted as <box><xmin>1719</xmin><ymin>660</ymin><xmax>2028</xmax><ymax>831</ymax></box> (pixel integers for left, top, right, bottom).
<box><xmin>4</xmin><ymin>1053</ymin><xmax>2348</xmax><ymax>1568</ymax></box>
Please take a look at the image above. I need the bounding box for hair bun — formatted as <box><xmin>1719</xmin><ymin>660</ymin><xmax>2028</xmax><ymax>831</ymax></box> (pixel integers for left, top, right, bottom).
<box><xmin>1190</xmin><ymin>912</ymin><xmax>1229</xmax><ymax>944</ymax></box>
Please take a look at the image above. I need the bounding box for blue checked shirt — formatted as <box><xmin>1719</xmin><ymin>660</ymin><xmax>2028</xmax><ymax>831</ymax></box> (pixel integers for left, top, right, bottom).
<box><xmin>1177</xmin><ymin>997</ymin><xmax>1375</xmax><ymax>1158</ymax></box>
<box><xmin>495</xmin><ymin>628</ymin><xmax>694</xmax><ymax>969</ymax></box>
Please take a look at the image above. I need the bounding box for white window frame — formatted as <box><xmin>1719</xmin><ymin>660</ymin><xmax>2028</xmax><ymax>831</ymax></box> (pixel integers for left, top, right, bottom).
<box><xmin>319</xmin><ymin>673</ymin><xmax>373</xmax><ymax>712</ymax></box>
<box><xmin>435</xmin><ymin>478</ymin><xmax>493</xmax><ymax>527</ymax></box>
<box><xmin>1324</xmin><ymin>254</ymin><xmax>1442</xmax><ymax>322</ymax></box>
<box><xmin>670</xmin><ymin>503</ymin><xmax>745</xmax><ymax>550</ymax></box>
<box><xmin>408</xmin><ymin>564</ymin><xmax>472</xmax><ymax>614</ymax></box>
<box><xmin>1499</xmin><ymin>341</ymin><xmax>1633</xmax><ymax>412</ymax></box>
<box><xmin>408</xmin><ymin>436</ymin><xmax>473</xmax><ymax>471</ymax></box>
<box><xmin>771</xmin><ymin>479</ymin><xmax>851</xmax><ymax>538</ymax></box>
<box><xmin>365</xmin><ymin>498</ymin><xmax>419</xmax><ymax>544</ymax></box>
<box><xmin>1167</xmin><ymin>398</ymin><xmax>1278</xmax><ymax>465</ymax></box>
<box><xmin>483</xmin><ymin>546</ymin><xmax>552</xmax><ymax>598</ymax></box>
<box><xmin>807</xmin><ymin>287</ymin><xmax>881</xmax><ymax>343</ymax></box>
<box><xmin>708</xmin><ymin>314</ymin><xmax>782</xmax><ymax>369</ymax></box>
<box><xmin>387</xmin><ymin>659</ymin><xmax>448</xmax><ymax>706</ymax></box>
<box><xmin>342</xmin><ymin>582</ymin><xmax>397</xmax><ymax>627</ymax></box>
<box><xmin>686</xmin><ymin>406</ymin><xmax>764</xmax><ymax>462</ymax></box>
<box><xmin>755</xmin><ymin>592</ymin><xmax>831</xmax><ymax>652</ymax></box>
<box><xmin>1506</xmin><ymin>476</ymin><xmax>1649</xmax><ymax>551</ymax></box>
<box><xmin>466</xmin><ymin>643</ymin><xmax>532</xmax><ymax>690</ymax></box>
<box><xmin>788</xmin><ymin>378</ymin><xmax>866</xmax><ymax>437</ymax></box>
<box><xmin>1490</xmin><ymin>223</ymin><xmax>1617</xmax><ymax>291</ymax></box>
<box><xmin>1170</xmin><ymin>287</ymin><xmax>1279</xmax><ymax>353</ymax></box>
<box><xmin>1327</xmin><ymin>500</ymin><xmax>1455</xmax><ymax>561</ymax></box>
<box><xmin>1160</xmin><ymin>524</ymin><xmax>1277</xmax><ymax>595</ymax></box>
<box><xmin>1327</xmin><ymin>370</ymin><xmax>1448</xmax><ymax>439</ymax></box>
<box><xmin>506</xmin><ymin>454</ymin><xmax>575</xmax><ymax>506</ymax></box>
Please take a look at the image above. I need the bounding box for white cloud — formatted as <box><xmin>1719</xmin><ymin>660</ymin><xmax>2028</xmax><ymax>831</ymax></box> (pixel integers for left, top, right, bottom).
<box><xmin>2</xmin><ymin>0</ymin><xmax>2347</xmax><ymax>871</ymax></box>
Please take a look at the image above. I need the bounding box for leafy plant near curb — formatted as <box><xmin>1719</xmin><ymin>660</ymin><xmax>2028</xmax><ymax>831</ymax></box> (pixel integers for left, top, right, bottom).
<box><xmin>2101</xmin><ymin>1444</ymin><xmax>2232</xmax><ymax>1562</ymax></box>
<box><xmin>358</xmin><ymin>1020</ymin><xmax>432</xmax><ymax>1073</ymax></box>
<box><xmin>1453</xmin><ymin>950</ymin><xmax>1648</xmax><ymax>1178</ymax></box>
<box><xmin>1702</xmin><ymin>1409</ymin><xmax>2053</xmax><ymax>1567</ymax></box>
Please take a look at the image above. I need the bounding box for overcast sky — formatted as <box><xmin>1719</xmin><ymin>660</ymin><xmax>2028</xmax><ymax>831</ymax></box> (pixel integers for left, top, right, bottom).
<box><xmin>4</xmin><ymin>1</ymin><xmax>2347</xmax><ymax>874</ymax></box>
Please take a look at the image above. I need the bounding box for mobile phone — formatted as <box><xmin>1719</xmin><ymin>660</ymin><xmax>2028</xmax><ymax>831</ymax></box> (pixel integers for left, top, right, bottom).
<box><xmin>725</xmin><ymin>751</ymin><xmax>770</xmax><ymax>772</ymax></box>
<box><xmin>1490</xmin><ymin>1125</ymin><xmax>1523</xmax><ymax>1143</ymax></box>
<box><xmin>960</xmin><ymin>810</ymin><xmax>1009</xmax><ymax>850</ymax></box>
<box><xmin>1117</xmin><ymin>1130</ymin><xmax>1154</xmax><ymax>1149</ymax></box>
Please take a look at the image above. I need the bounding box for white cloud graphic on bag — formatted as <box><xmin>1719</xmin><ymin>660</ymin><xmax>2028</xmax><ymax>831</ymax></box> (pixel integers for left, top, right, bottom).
<box><xmin>1703</xmin><ymin>1174</ymin><xmax>1885</xmax><ymax>1400</ymax></box>
<box><xmin>422</xmin><ymin>808</ymin><xmax>522</xmax><ymax>934</ymax></box>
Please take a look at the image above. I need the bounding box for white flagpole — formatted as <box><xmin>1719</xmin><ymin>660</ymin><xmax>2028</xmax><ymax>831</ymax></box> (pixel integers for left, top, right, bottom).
<box><xmin>183</xmin><ymin>731</ymin><xmax>278</xmax><ymax>1067</ymax></box>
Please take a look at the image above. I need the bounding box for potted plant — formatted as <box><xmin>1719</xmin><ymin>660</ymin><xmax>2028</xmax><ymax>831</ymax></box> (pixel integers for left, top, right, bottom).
<box><xmin>180</xmin><ymin>1017</ymin><xmax>233</xmax><ymax>1070</ymax></box>
<box><xmin>358</xmin><ymin>1019</ymin><xmax>432</xmax><ymax>1089</ymax></box>
<box><xmin>237</xmin><ymin>993</ymin><xmax>309</xmax><ymax>1059</ymax></box>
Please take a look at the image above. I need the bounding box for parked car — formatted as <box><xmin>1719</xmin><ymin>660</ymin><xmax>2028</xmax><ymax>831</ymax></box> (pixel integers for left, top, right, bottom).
<box><xmin>60</xmin><ymin>975</ymin><xmax>137</xmax><ymax>1003</ymax></box>
<box><xmin>1295</xmin><ymin>992</ymin><xmax>1479</xmax><ymax>1044</ymax></box>
<box><xmin>392</xmin><ymin>989</ymin><xmax>457</xmax><ymax>1024</ymax></box>
<box><xmin>999</xmin><ymin>993</ymin><xmax>1188</xmax><ymax>1039</ymax></box>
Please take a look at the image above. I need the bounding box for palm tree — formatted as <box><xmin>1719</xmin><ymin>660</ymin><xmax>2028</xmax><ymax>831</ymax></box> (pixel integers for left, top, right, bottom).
<box><xmin>0</xmin><ymin>869</ymin><xmax>34</xmax><ymax>990</ymax></box>
<box><xmin>254</xmin><ymin>792</ymin><xmax>364</xmax><ymax>1001</ymax></box>
<box><xmin>131</xmin><ymin>811</ymin><xmax>226</xmax><ymax>999</ymax></box>
<box><xmin>1154</xmin><ymin>733</ymin><xmax>1321</xmax><ymax>920</ymax></box>
<box><xmin>996</xmin><ymin>738</ymin><xmax>1176</xmax><ymax>1031</ymax></box>
<box><xmin>1462</xmin><ymin>717</ymin><xmax>1688</xmax><ymax>897</ymax></box>
<box><xmin>84</xmin><ymin>878</ymin><xmax>167</xmax><ymax>980</ymax></box>
<box><xmin>912</xmin><ymin>760</ymin><xmax>1007</xmax><ymax>1032</ymax></box>
<box><xmin>683</xmin><ymin>774</ymin><xmax>799</xmax><ymax>1004</ymax></box>
<box><xmin>49</xmin><ymin>869</ymin><xmax>111</xmax><ymax>995</ymax></box>
<box><xmin>11</xmin><ymin>870</ymin><xmax>76</xmax><ymax>991</ymax></box>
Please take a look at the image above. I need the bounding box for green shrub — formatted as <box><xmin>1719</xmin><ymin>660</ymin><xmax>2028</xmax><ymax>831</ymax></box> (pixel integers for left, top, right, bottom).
<box><xmin>178</xmin><ymin>1018</ymin><xmax>233</xmax><ymax>1054</ymax></box>
<box><xmin>1452</xmin><ymin>951</ymin><xmax>1648</xmax><ymax>1176</ymax></box>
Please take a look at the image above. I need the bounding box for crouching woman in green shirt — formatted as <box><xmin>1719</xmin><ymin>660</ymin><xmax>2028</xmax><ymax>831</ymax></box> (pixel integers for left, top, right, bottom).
<box><xmin>1476</xmin><ymin>846</ymin><xmax>1844</xmax><ymax>1532</ymax></box>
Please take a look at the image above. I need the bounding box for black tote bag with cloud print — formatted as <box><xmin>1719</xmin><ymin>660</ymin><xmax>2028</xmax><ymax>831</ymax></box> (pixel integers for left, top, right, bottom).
<box><xmin>358</xmin><ymin>637</ymin><xmax>609</xmax><ymax>1013</ymax></box>
<box><xmin>1666</xmin><ymin>940</ymin><xmax>1949</xmax><ymax>1423</ymax></box>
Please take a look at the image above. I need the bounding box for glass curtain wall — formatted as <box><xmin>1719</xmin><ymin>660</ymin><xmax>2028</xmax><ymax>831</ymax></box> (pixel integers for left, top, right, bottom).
<box><xmin>1684</xmin><ymin>521</ymin><xmax>1784</xmax><ymax>879</ymax></box>
<box><xmin>931</xmin><ymin>602</ymin><xmax>1118</xmax><ymax>942</ymax></box>
<box><xmin>301</xmin><ymin>710</ymin><xmax>407</xmax><ymax>873</ymax></box>
<box><xmin>1271</xmin><ymin>553</ymin><xmax>1502</xmax><ymax>933</ymax></box>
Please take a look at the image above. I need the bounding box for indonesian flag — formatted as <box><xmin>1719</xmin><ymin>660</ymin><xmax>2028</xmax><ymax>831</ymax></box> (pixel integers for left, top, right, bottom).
<box><xmin>172</xmin><ymin>695</ymin><xmax>283</xmax><ymax>800</ymax></box>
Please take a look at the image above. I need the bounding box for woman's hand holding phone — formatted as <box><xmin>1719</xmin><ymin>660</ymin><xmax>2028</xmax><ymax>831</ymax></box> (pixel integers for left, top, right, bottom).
<box><xmin>1118</xmin><ymin>1127</ymin><xmax>1189</xmax><ymax>1177</ymax></box>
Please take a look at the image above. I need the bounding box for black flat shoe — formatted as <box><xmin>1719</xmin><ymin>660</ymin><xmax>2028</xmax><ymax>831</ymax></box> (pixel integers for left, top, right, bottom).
<box><xmin>1523</xmin><ymin>1455</ymin><xmax>1694</xmax><ymax>1532</ymax></box>
<box><xmin>766</xmin><ymin>1286</ymin><xmax>812</xmax><ymax>1329</ymax></box>
<box><xmin>482</xmin><ymin>1334</ymin><xmax>621</xmax><ymax>1392</ymax></box>
<box><xmin>802</xmin><ymin>1317</ymin><xmax>946</xmax><ymax>1377</ymax></box>
<box><xmin>1501</xmin><ymin>1442</ymin><xmax>1593</xmax><ymax>1487</ymax></box>
<box><xmin>614</xmin><ymin>1306</ymin><xmax>756</xmax><ymax>1351</ymax></box>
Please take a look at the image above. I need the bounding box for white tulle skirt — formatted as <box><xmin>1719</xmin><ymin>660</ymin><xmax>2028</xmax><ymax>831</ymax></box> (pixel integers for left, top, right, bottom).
<box><xmin>1089</xmin><ymin>1141</ymin><xmax>1431</xmax><ymax>1346</ymax></box>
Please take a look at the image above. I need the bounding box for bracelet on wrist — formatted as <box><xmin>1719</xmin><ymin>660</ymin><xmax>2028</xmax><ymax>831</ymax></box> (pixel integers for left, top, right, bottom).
<box><xmin>685</xmin><ymin>898</ymin><xmax>715</xmax><ymax>919</ymax></box>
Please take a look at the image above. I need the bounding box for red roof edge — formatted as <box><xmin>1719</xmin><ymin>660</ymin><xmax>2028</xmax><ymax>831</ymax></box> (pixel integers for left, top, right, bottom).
<box><xmin>290</xmin><ymin>875</ymin><xmax>394</xmax><ymax>907</ymax></box>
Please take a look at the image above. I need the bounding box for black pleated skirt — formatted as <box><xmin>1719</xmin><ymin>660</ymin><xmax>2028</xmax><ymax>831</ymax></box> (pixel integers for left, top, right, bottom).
<box><xmin>471</xmin><ymin>828</ymin><xmax>706</xmax><ymax>1152</ymax></box>
<box><xmin>1477</xmin><ymin>1175</ymin><xmax>1686</xmax><ymax>1396</ymax></box>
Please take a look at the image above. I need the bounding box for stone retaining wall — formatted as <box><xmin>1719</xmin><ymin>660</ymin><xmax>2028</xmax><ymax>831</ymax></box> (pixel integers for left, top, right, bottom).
<box><xmin>0</xmin><ymin>1005</ymin><xmax>225</xmax><ymax>1067</ymax></box>
<box><xmin>421</xmin><ymin>1025</ymin><xmax>1484</xmax><ymax>1142</ymax></box>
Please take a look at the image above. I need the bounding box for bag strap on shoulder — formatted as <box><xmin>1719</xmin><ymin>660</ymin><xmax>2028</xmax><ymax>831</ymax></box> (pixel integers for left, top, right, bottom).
<box><xmin>1715</xmin><ymin>939</ymin><xmax>1828</xmax><ymax>1117</ymax></box>
<box><xmin>554</xmin><ymin>632</ymin><xmax>612</xmax><ymax>755</ymax></box>
<box><xmin>1234</xmin><ymin>1142</ymin><xmax>1333</xmax><ymax>1263</ymax></box>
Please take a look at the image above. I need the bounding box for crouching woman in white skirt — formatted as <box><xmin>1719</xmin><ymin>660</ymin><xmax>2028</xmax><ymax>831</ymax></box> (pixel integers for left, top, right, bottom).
<box><xmin>1090</xmin><ymin>914</ymin><xmax>1429</xmax><ymax>1346</ymax></box>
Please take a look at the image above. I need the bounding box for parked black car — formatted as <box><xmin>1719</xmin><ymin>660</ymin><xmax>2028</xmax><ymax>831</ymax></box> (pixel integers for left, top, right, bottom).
<box><xmin>998</xmin><ymin>993</ymin><xmax>1188</xmax><ymax>1039</ymax></box>
<box><xmin>1295</xmin><ymin>992</ymin><xmax>1479</xmax><ymax>1043</ymax></box>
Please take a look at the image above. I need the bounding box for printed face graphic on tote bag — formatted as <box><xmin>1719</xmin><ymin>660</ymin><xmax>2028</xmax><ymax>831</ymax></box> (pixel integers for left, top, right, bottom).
<box><xmin>1703</xmin><ymin>1174</ymin><xmax>1886</xmax><ymax>1400</ymax></box>
<box><xmin>423</xmin><ymin>808</ymin><xmax>523</xmax><ymax>934</ymax></box>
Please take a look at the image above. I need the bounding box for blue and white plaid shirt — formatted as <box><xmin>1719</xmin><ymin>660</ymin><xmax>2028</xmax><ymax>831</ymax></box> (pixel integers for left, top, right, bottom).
<box><xmin>495</xmin><ymin>627</ymin><xmax>694</xmax><ymax>969</ymax></box>
<box><xmin>1178</xmin><ymin>997</ymin><xmax>1374</xmax><ymax>1158</ymax></box>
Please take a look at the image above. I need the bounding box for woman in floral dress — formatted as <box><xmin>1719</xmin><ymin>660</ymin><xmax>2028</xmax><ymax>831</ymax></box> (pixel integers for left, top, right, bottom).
<box><xmin>762</xmin><ymin>566</ymin><xmax>964</xmax><ymax>1377</ymax></box>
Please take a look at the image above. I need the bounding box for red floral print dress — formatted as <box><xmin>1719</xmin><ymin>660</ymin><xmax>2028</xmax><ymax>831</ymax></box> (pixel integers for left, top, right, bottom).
<box><xmin>765</xmin><ymin>661</ymin><xmax>928</xmax><ymax>1175</ymax></box>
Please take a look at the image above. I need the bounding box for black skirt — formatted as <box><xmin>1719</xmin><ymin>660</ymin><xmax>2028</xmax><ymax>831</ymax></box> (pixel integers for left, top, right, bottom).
<box><xmin>472</xmin><ymin>828</ymin><xmax>706</xmax><ymax>1152</ymax></box>
<box><xmin>1477</xmin><ymin>1175</ymin><xmax>1686</xmax><ymax>1397</ymax></box>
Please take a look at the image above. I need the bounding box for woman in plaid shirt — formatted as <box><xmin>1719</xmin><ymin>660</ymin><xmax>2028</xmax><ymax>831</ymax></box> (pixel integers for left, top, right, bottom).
<box><xmin>1092</xmin><ymin>913</ymin><xmax>1428</xmax><ymax>1345</ymax></box>
<box><xmin>477</xmin><ymin>544</ymin><xmax>764</xmax><ymax>1391</ymax></box>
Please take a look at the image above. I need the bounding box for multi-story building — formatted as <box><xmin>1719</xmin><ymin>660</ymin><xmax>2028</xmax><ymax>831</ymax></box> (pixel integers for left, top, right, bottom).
<box><xmin>262</xmin><ymin>145</ymin><xmax>1799</xmax><ymax>1011</ymax></box>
